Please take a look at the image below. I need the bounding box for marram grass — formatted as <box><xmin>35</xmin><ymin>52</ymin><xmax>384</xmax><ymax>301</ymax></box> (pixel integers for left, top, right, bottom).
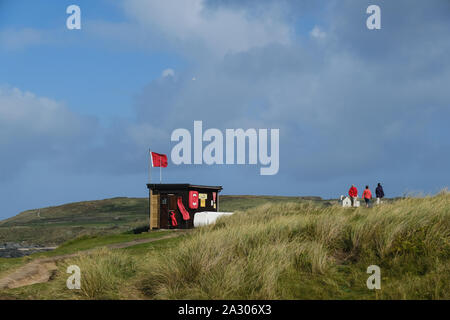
<box><xmin>61</xmin><ymin>248</ymin><xmax>138</xmax><ymax>300</ymax></box>
<box><xmin>14</xmin><ymin>192</ymin><xmax>447</xmax><ymax>300</ymax></box>
<box><xmin>139</xmin><ymin>191</ymin><xmax>449</xmax><ymax>299</ymax></box>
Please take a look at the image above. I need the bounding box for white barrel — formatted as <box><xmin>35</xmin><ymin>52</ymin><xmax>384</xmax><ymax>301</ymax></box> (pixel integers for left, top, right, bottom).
<box><xmin>193</xmin><ymin>211</ymin><xmax>234</xmax><ymax>227</ymax></box>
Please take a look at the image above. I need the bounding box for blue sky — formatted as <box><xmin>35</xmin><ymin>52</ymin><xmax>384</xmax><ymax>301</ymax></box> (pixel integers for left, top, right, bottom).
<box><xmin>1</xmin><ymin>0</ymin><xmax>449</xmax><ymax>219</ymax></box>
<box><xmin>0</xmin><ymin>0</ymin><xmax>185</xmax><ymax>121</ymax></box>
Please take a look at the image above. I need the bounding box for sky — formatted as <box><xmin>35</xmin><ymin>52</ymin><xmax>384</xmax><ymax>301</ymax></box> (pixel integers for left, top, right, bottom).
<box><xmin>0</xmin><ymin>0</ymin><xmax>449</xmax><ymax>219</ymax></box>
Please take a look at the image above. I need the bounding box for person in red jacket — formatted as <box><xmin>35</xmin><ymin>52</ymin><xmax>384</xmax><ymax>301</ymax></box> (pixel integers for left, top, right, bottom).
<box><xmin>348</xmin><ymin>185</ymin><xmax>358</xmax><ymax>207</ymax></box>
<box><xmin>363</xmin><ymin>185</ymin><xmax>372</xmax><ymax>207</ymax></box>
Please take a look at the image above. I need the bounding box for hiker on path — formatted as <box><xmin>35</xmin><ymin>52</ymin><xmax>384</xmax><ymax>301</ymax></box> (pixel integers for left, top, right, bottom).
<box><xmin>375</xmin><ymin>183</ymin><xmax>384</xmax><ymax>205</ymax></box>
<box><xmin>363</xmin><ymin>185</ymin><xmax>372</xmax><ymax>208</ymax></box>
<box><xmin>348</xmin><ymin>185</ymin><xmax>358</xmax><ymax>207</ymax></box>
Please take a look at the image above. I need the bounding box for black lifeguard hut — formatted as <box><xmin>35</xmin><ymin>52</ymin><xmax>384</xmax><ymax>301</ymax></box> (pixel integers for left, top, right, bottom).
<box><xmin>147</xmin><ymin>184</ymin><xmax>223</xmax><ymax>229</ymax></box>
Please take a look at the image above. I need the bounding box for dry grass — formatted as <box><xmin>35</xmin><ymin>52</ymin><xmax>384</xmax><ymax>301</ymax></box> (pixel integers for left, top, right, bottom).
<box><xmin>11</xmin><ymin>192</ymin><xmax>447</xmax><ymax>300</ymax></box>
<box><xmin>138</xmin><ymin>191</ymin><xmax>449</xmax><ymax>299</ymax></box>
<box><xmin>60</xmin><ymin>248</ymin><xmax>138</xmax><ymax>300</ymax></box>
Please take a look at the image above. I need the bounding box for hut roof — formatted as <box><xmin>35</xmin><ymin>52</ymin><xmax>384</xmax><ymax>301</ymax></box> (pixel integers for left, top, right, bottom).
<box><xmin>146</xmin><ymin>184</ymin><xmax>222</xmax><ymax>192</ymax></box>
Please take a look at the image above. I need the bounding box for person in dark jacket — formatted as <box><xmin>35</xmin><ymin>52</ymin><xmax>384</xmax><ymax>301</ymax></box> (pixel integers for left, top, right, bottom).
<box><xmin>375</xmin><ymin>183</ymin><xmax>384</xmax><ymax>205</ymax></box>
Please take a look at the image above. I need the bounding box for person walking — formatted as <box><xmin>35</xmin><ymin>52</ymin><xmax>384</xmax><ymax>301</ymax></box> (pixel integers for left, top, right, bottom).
<box><xmin>375</xmin><ymin>183</ymin><xmax>384</xmax><ymax>205</ymax></box>
<box><xmin>363</xmin><ymin>185</ymin><xmax>372</xmax><ymax>208</ymax></box>
<box><xmin>348</xmin><ymin>185</ymin><xmax>358</xmax><ymax>207</ymax></box>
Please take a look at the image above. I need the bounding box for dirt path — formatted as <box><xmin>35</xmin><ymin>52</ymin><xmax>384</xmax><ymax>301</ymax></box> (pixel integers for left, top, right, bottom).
<box><xmin>0</xmin><ymin>233</ymin><xmax>180</xmax><ymax>290</ymax></box>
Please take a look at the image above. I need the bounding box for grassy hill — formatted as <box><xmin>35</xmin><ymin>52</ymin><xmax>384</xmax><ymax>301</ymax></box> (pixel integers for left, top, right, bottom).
<box><xmin>0</xmin><ymin>195</ymin><xmax>326</xmax><ymax>245</ymax></box>
<box><xmin>0</xmin><ymin>191</ymin><xmax>448</xmax><ymax>300</ymax></box>
<box><xmin>0</xmin><ymin>197</ymin><xmax>149</xmax><ymax>245</ymax></box>
<box><xmin>0</xmin><ymin>197</ymin><xmax>148</xmax><ymax>227</ymax></box>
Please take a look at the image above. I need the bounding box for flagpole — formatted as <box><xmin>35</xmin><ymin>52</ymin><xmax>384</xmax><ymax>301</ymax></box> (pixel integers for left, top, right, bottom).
<box><xmin>148</xmin><ymin>149</ymin><xmax>151</xmax><ymax>184</ymax></box>
<box><xmin>160</xmin><ymin>157</ymin><xmax>162</xmax><ymax>183</ymax></box>
<box><xmin>148</xmin><ymin>149</ymin><xmax>151</xmax><ymax>231</ymax></box>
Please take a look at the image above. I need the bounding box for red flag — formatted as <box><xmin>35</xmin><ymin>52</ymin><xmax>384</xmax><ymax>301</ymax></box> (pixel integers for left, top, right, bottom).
<box><xmin>150</xmin><ymin>152</ymin><xmax>168</xmax><ymax>168</ymax></box>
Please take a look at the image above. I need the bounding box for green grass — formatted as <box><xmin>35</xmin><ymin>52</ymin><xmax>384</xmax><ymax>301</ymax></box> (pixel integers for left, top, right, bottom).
<box><xmin>0</xmin><ymin>197</ymin><xmax>150</xmax><ymax>245</ymax></box>
<box><xmin>123</xmin><ymin>235</ymin><xmax>187</xmax><ymax>255</ymax></box>
<box><xmin>0</xmin><ymin>231</ymin><xmax>179</xmax><ymax>300</ymax></box>
<box><xmin>0</xmin><ymin>229</ymin><xmax>176</xmax><ymax>296</ymax></box>
<box><xmin>0</xmin><ymin>257</ymin><xmax>25</xmax><ymax>278</ymax></box>
<box><xmin>62</xmin><ymin>248</ymin><xmax>140</xmax><ymax>300</ymax></box>
<box><xmin>137</xmin><ymin>191</ymin><xmax>449</xmax><ymax>300</ymax></box>
<box><xmin>0</xmin><ymin>197</ymin><xmax>148</xmax><ymax>227</ymax></box>
<box><xmin>2</xmin><ymin>193</ymin><xmax>447</xmax><ymax>300</ymax></box>
<box><xmin>0</xmin><ymin>249</ymin><xmax>141</xmax><ymax>300</ymax></box>
<box><xmin>35</xmin><ymin>230</ymin><xmax>174</xmax><ymax>257</ymax></box>
<box><xmin>219</xmin><ymin>195</ymin><xmax>329</xmax><ymax>212</ymax></box>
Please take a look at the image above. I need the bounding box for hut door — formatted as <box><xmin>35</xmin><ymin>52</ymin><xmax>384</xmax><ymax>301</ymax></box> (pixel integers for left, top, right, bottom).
<box><xmin>161</xmin><ymin>194</ymin><xmax>178</xmax><ymax>228</ymax></box>
<box><xmin>168</xmin><ymin>195</ymin><xmax>178</xmax><ymax>215</ymax></box>
<box><xmin>160</xmin><ymin>194</ymin><xmax>169</xmax><ymax>229</ymax></box>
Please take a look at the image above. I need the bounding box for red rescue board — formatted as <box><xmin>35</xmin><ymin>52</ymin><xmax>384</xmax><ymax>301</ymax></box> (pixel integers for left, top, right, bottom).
<box><xmin>177</xmin><ymin>197</ymin><xmax>190</xmax><ymax>220</ymax></box>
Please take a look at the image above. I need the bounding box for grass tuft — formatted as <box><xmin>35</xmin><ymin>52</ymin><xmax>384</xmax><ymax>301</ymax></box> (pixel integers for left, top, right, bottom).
<box><xmin>62</xmin><ymin>248</ymin><xmax>138</xmax><ymax>300</ymax></box>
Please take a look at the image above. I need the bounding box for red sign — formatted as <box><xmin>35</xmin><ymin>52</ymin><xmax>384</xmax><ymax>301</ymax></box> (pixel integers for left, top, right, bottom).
<box><xmin>189</xmin><ymin>191</ymin><xmax>199</xmax><ymax>209</ymax></box>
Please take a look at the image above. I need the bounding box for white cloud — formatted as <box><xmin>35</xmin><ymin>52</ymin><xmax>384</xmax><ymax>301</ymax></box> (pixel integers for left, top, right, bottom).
<box><xmin>310</xmin><ymin>26</ymin><xmax>326</xmax><ymax>39</ymax></box>
<box><xmin>0</xmin><ymin>87</ymin><xmax>88</xmax><ymax>139</ymax></box>
<box><xmin>126</xmin><ymin>123</ymin><xmax>168</xmax><ymax>150</ymax></box>
<box><xmin>0</xmin><ymin>28</ymin><xmax>45</xmax><ymax>50</ymax></box>
<box><xmin>121</xmin><ymin>0</ymin><xmax>291</xmax><ymax>56</ymax></box>
<box><xmin>0</xmin><ymin>86</ymin><xmax>97</xmax><ymax>180</ymax></box>
<box><xmin>162</xmin><ymin>68</ymin><xmax>175</xmax><ymax>77</ymax></box>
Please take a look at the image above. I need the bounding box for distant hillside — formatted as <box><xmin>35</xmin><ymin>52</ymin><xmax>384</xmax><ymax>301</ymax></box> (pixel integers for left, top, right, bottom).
<box><xmin>0</xmin><ymin>195</ymin><xmax>326</xmax><ymax>245</ymax></box>
<box><xmin>0</xmin><ymin>197</ymin><xmax>149</xmax><ymax>246</ymax></box>
<box><xmin>0</xmin><ymin>197</ymin><xmax>148</xmax><ymax>228</ymax></box>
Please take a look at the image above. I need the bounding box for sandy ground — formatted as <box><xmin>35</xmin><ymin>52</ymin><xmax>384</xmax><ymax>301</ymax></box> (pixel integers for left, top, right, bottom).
<box><xmin>0</xmin><ymin>233</ymin><xmax>180</xmax><ymax>290</ymax></box>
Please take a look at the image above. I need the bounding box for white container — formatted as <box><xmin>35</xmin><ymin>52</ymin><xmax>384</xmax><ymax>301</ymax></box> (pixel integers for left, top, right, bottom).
<box><xmin>193</xmin><ymin>211</ymin><xmax>234</xmax><ymax>227</ymax></box>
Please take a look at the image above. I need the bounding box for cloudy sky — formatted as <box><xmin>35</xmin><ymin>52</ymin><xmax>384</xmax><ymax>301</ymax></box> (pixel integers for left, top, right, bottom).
<box><xmin>0</xmin><ymin>0</ymin><xmax>449</xmax><ymax>219</ymax></box>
